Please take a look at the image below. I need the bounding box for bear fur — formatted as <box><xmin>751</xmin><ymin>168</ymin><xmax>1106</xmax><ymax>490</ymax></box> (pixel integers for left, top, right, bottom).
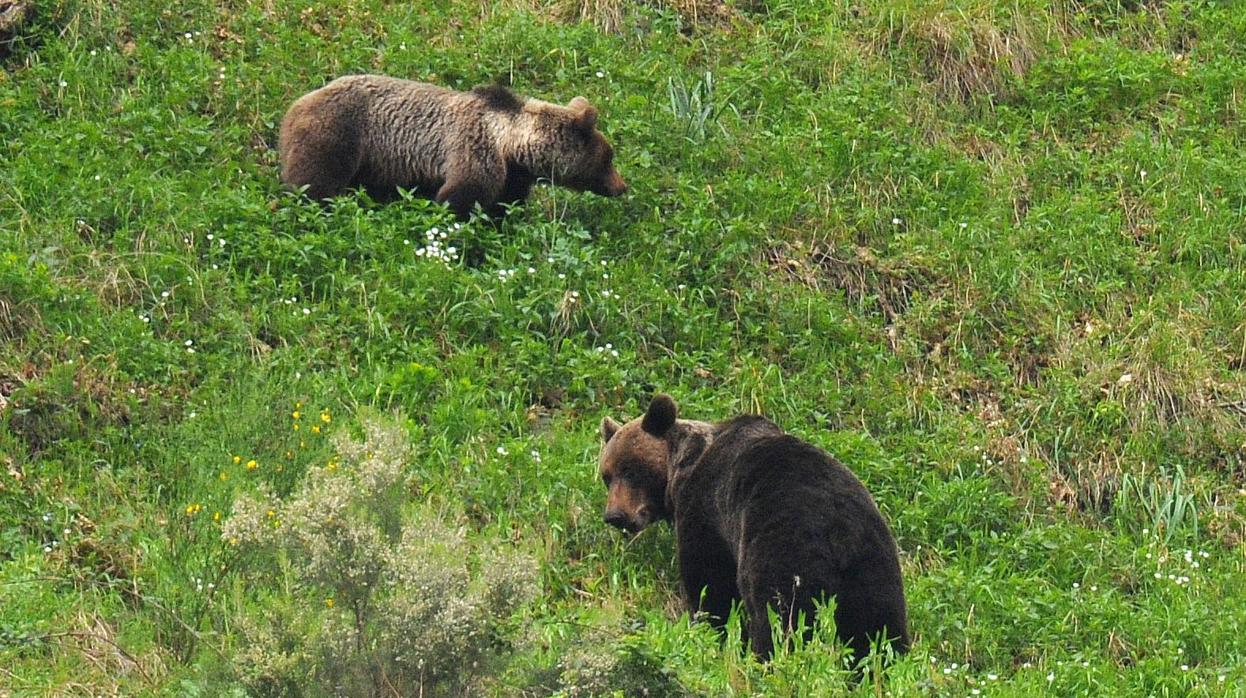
<box><xmin>598</xmin><ymin>394</ymin><xmax>910</xmax><ymax>662</ymax></box>
<box><xmin>277</xmin><ymin>75</ymin><xmax>627</xmax><ymax>218</ymax></box>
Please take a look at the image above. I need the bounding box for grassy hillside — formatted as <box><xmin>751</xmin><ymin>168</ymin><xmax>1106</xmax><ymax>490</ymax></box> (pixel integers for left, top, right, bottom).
<box><xmin>2</xmin><ymin>0</ymin><xmax>1245</xmax><ymax>695</ymax></box>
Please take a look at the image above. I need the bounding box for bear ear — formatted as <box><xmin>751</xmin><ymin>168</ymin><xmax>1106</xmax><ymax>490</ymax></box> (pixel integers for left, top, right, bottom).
<box><xmin>600</xmin><ymin>416</ymin><xmax>621</xmax><ymax>443</ymax></box>
<box><xmin>569</xmin><ymin>96</ymin><xmax>598</xmax><ymax>130</ymax></box>
<box><xmin>641</xmin><ymin>394</ymin><xmax>678</xmax><ymax>436</ymax></box>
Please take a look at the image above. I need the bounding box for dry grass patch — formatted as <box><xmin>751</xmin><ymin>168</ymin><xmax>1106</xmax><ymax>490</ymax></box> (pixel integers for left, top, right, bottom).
<box><xmin>868</xmin><ymin>0</ymin><xmax>1070</xmax><ymax>103</ymax></box>
<box><xmin>63</xmin><ymin>612</ymin><xmax>165</xmax><ymax>689</ymax></box>
<box><xmin>517</xmin><ymin>0</ymin><xmax>737</xmax><ymax>33</ymax></box>
<box><xmin>766</xmin><ymin>239</ymin><xmax>938</xmax><ymax>325</ymax></box>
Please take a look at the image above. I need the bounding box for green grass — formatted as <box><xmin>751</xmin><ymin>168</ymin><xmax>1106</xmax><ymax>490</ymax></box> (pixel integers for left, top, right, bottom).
<box><xmin>2</xmin><ymin>0</ymin><xmax>1246</xmax><ymax>694</ymax></box>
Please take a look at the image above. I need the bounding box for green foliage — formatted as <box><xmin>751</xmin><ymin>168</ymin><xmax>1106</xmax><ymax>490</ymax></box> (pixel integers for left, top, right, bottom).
<box><xmin>1116</xmin><ymin>464</ymin><xmax>1200</xmax><ymax>543</ymax></box>
<box><xmin>666</xmin><ymin>71</ymin><xmax>727</xmax><ymax>143</ymax></box>
<box><xmin>222</xmin><ymin>418</ymin><xmax>539</xmax><ymax>697</ymax></box>
<box><xmin>555</xmin><ymin>631</ymin><xmax>690</xmax><ymax>697</ymax></box>
<box><xmin>2</xmin><ymin>0</ymin><xmax>1245</xmax><ymax>694</ymax></box>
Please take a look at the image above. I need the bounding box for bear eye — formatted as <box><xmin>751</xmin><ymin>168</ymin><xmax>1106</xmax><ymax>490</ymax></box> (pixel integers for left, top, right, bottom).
<box><xmin>602</xmin><ymin>474</ymin><xmax>613</xmax><ymax>488</ymax></box>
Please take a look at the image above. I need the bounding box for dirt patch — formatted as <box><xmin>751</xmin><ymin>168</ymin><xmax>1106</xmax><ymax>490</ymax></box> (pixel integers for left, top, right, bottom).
<box><xmin>1005</xmin><ymin>334</ymin><xmax>1051</xmax><ymax>388</ymax></box>
<box><xmin>655</xmin><ymin>0</ymin><xmax>736</xmax><ymax>28</ymax></box>
<box><xmin>60</xmin><ymin>612</ymin><xmax>165</xmax><ymax>687</ymax></box>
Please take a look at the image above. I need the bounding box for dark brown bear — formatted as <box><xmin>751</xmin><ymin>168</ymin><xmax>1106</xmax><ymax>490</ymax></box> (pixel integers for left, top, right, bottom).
<box><xmin>277</xmin><ymin>75</ymin><xmax>627</xmax><ymax>218</ymax></box>
<box><xmin>598</xmin><ymin>394</ymin><xmax>910</xmax><ymax>663</ymax></box>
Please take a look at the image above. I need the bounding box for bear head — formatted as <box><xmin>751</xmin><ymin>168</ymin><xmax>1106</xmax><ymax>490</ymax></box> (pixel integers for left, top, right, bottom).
<box><xmin>597</xmin><ymin>394</ymin><xmax>713</xmax><ymax>533</ymax></box>
<box><xmin>536</xmin><ymin>96</ymin><xmax>628</xmax><ymax>198</ymax></box>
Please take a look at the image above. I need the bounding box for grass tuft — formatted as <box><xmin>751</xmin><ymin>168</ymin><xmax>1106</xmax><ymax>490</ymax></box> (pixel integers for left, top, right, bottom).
<box><xmin>870</xmin><ymin>0</ymin><xmax>1064</xmax><ymax>103</ymax></box>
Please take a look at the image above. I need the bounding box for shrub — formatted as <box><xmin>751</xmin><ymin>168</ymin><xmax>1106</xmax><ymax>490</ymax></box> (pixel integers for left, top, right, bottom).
<box><xmin>555</xmin><ymin>630</ymin><xmax>688</xmax><ymax>698</ymax></box>
<box><xmin>222</xmin><ymin>418</ymin><xmax>539</xmax><ymax>697</ymax></box>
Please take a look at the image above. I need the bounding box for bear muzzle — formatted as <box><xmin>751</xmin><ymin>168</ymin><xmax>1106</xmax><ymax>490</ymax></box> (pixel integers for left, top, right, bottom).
<box><xmin>596</xmin><ymin>170</ymin><xmax>628</xmax><ymax>197</ymax></box>
<box><xmin>604</xmin><ymin>506</ymin><xmax>651</xmax><ymax>534</ymax></box>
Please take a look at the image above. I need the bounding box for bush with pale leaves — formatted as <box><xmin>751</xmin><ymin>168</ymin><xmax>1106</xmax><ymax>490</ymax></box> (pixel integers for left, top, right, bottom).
<box><xmin>222</xmin><ymin>418</ymin><xmax>538</xmax><ymax>696</ymax></box>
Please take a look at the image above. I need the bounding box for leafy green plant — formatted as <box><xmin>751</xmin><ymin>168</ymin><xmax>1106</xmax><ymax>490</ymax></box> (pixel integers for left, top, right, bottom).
<box><xmin>1116</xmin><ymin>465</ymin><xmax>1199</xmax><ymax>543</ymax></box>
<box><xmin>667</xmin><ymin>71</ymin><xmax>724</xmax><ymax>143</ymax></box>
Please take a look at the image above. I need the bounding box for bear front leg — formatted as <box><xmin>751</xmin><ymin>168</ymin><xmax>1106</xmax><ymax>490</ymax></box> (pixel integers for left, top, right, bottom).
<box><xmin>435</xmin><ymin>152</ymin><xmax>504</xmax><ymax>220</ymax></box>
<box><xmin>435</xmin><ymin>179</ymin><xmax>495</xmax><ymax>220</ymax></box>
<box><xmin>487</xmin><ymin>165</ymin><xmax>534</xmax><ymax>217</ymax></box>
<box><xmin>675</xmin><ymin>519</ymin><xmax>740</xmax><ymax>634</ymax></box>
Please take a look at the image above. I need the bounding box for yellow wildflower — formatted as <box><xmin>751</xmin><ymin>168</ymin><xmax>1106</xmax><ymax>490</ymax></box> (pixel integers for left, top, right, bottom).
<box><xmin>311</xmin><ymin>425</ymin><xmax>321</xmax><ymax>434</ymax></box>
<box><xmin>325</xmin><ymin>598</ymin><xmax>335</xmax><ymax>609</ymax></box>
<box><xmin>246</xmin><ymin>459</ymin><xmax>258</xmax><ymax>471</ymax></box>
<box><xmin>320</xmin><ymin>411</ymin><xmax>331</xmax><ymax>424</ymax></box>
<box><xmin>232</xmin><ymin>455</ymin><xmax>241</xmax><ymax>464</ymax></box>
<box><xmin>213</xmin><ymin>511</ymin><xmax>221</xmax><ymax>522</ymax></box>
<box><xmin>219</xmin><ymin>471</ymin><xmax>229</xmax><ymax>482</ymax></box>
<box><xmin>293</xmin><ymin>423</ymin><xmax>300</xmax><ymax>431</ymax></box>
<box><xmin>292</xmin><ymin>410</ymin><xmax>301</xmax><ymax>420</ymax></box>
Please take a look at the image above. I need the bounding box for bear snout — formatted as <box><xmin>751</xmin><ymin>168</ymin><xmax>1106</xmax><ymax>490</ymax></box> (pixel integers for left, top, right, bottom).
<box><xmin>597</xmin><ymin>170</ymin><xmax>628</xmax><ymax>197</ymax></box>
<box><xmin>603</xmin><ymin>508</ymin><xmax>633</xmax><ymax>531</ymax></box>
<box><xmin>604</xmin><ymin>505</ymin><xmax>652</xmax><ymax>533</ymax></box>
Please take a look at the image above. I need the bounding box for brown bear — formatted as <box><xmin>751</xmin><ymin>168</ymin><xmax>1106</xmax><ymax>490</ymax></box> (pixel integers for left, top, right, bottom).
<box><xmin>598</xmin><ymin>394</ymin><xmax>910</xmax><ymax>663</ymax></box>
<box><xmin>277</xmin><ymin>75</ymin><xmax>627</xmax><ymax>218</ymax></box>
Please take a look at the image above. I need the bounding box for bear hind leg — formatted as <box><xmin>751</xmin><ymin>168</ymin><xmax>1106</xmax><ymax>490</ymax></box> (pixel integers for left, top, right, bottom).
<box><xmin>737</xmin><ymin>558</ymin><xmax>837</xmax><ymax>661</ymax></box>
<box><xmin>742</xmin><ymin>583</ymin><xmax>821</xmax><ymax>661</ymax></box>
<box><xmin>833</xmin><ymin>583</ymin><xmax>909</xmax><ymax>664</ymax></box>
<box><xmin>280</xmin><ymin>119</ymin><xmax>363</xmax><ymax>200</ymax></box>
<box><xmin>687</xmin><ymin>569</ymin><xmax>741</xmax><ymax>636</ymax></box>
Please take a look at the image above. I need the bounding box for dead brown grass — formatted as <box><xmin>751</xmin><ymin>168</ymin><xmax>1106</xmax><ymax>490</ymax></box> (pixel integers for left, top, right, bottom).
<box><xmin>657</xmin><ymin>0</ymin><xmax>736</xmax><ymax>27</ymax></box>
<box><xmin>765</xmin><ymin>240</ymin><xmax>937</xmax><ymax>325</ymax></box>
<box><xmin>870</xmin><ymin>0</ymin><xmax>1070</xmax><ymax>104</ymax></box>
<box><xmin>513</xmin><ymin>0</ymin><xmax>737</xmax><ymax>33</ymax></box>
<box><xmin>14</xmin><ymin>612</ymin><xmax>168</xmax><ymax>697</ymax></box>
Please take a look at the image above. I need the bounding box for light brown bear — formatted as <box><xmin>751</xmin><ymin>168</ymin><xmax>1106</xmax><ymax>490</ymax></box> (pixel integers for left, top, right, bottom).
<box><xmin>599</xmin><ymin>395</ymin><xmax>910</xmax><ymax>664</ymax></box>
<box><xmin>277</xmin><ymin>75</ymin><xmax>628</xmax><ymax>218</ymax></box>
